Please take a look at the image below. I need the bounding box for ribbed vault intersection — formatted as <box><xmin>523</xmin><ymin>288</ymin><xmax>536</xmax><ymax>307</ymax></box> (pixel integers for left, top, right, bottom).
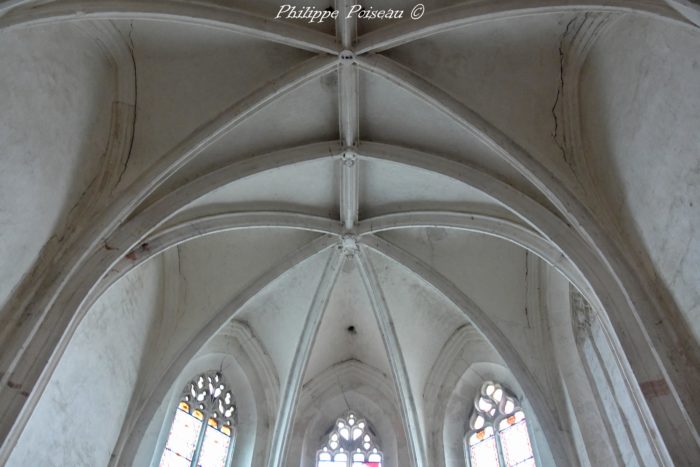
<box><xmin>0</xmin><ymin>1</ymin><xmax>699</xmax><ymax>466</ymax></box>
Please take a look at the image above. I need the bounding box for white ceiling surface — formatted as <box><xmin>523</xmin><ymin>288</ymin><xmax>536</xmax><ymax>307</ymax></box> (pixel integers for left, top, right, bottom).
<box><xmin>358</xmin><ymin>158</ymin><xmax>511</xmax><ymax>219</ymax></box>
<box><xmin>579</xmin><ymin>14</ymin><xmax>700</xmax><ymax>342</ymax></box>
<box><xmin>2</xmin><ymin>1</ymin><xmax>699</xmax><ymax>465</ymax></box>
<box><xmin>375</xmin><ymin>228</ymin><xmax>551</xmax><ymax>387</ymax></box>
<box><xmin>363</xmin><ymin>11</ymin><xmax>598</xmax><ymax>212</ymax></box>
<box><xmin>357</xmin><ymin>57</ymin><xmax>535</xmax><ymax>198</ymax></box>
<box><xmin>366</xmin><ymin>248</ymin><xmax>468</xmax><ymax>438</ymax></box>
<box><xmin>178</xmin><ymin>158</ymin><xmax>340</xmax><ymax>219</ymax></box>
<box><xmin>170</xmin><ymin>156</ymin><xmax>510</xmax><ymax>225</ymax></box>
<box><xmin>159</xmin><ymin>228</ymin><xmax>322</xmax><ymax>368</ymax></box>
<box><xmin>115</xmin><ymin>19</ymin><xmax>317</xmax><ymax>190</ymax></box>
<box><xmin>383</xmin><ymin>13</ymin><xmax>574</xmax><ymax>180</ymax></box>
<box><xmin>0</xmin><ymin>22</ymin><xmax>114</xmax><ymax>311</ymax></box>
<box><xmin>237</xmin><ymin>249</ymin><xmax>336</xmax><ymax>384</ymax></box>
<box><xmin>8</xmin><ymin>257</ymin><xmax>163</xmax><ymax>467</ymax></box>
<box><xmin>304</xmin><ymin>258</ymin><xmax>393</xmax><ymax>383</ymax></box>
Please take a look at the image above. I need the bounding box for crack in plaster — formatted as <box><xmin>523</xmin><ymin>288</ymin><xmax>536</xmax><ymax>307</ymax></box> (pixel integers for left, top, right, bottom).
<box><xmin>551</xmin><ymin>14</ymin><xmax>589</xmax><ymax>167</ymax></box>
<box><xmin>524</xmin><ymin>251</ymin><xmax>531</xmax><ymax>329</ymax></box>
<box><xmin>115</xmin><ymin>22</ymin><xmax>138</xmax><ymax>189</ymax></box>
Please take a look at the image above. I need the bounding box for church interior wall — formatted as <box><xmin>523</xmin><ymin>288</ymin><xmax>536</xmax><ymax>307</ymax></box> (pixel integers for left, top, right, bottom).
<box><xmin>0</xmin><ymin>2</ymin><xmax>698</xmax><ymax>465</ymax></box>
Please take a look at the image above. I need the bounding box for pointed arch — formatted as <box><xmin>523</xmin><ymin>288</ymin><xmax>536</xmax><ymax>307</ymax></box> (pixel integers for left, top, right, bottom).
<box><xmin>294</xmin><ymin>359</ymin><xmax>404</xmax><ymax>467</ymax></box>
<box><xmin>466</xmin><ymin>382</ymin><xmax>537</xmax><ymax>467</ymax></box>
<box><xmin>158</xmin><ymin>371</ymin><xmax>237</xmax><ymax>466</ymax></box>
<box><xmin>355</xmin><ymin>141</ymin><xmax>700</xmax><ymax>460</ymax></box>
<box><xmin>317</xmin><ymin>412</ymin><xmax>383</xmax><ymax>466</ymax></box>
<box><xmin>355</xmin><ymin>0</ymin><xmax>688</xmax><ymax>54</ymax></box>
<box><xmin>0</xmin><ymin>53</ymin><xmax>338</xmax><ymax>389</ymax></box>
<box><xmin>267</xmin><ymin>251</ymin><xmax>345</xmax><ymax>467</ymax></box>
<box><xmin>360</xmin><ymin>234</ymin><xmax>576</xmax><ymax>466</ymax></box>
<box><xmin>0</xmin><ymin>141</ymin><xmax>342</xmax><ymax>463</ymax></box>
<box><xmin>0</xmin><ymin>0</ymin><xmax>339</xmax><ymax>54</ymax></box>
<box><xmin>357</xmin><ymin>247</ymin><xmax>427</xmax><ymax>467</ymax></box>
<box><xmin>1</xmin><ymin>137</ymin><xmax>695</xmax><ymax>463</ymax></box>
<box><xmin>112</xmin><ymin>235</ymin><xmax>338</xmax><ymax>465</ymax></box>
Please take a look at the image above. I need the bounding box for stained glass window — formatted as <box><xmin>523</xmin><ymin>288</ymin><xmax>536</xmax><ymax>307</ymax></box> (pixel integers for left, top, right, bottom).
<box><xmin>317</xmin><ymin>412</ymin><xmax>383</xmax><ymax>467</ymax></box>
<box><xmin>159</xmin><ymin>372</ymin><xmax>236</xmax><ymax>467</ymax></box>
<box><xmin>465</xmin><ymin>382</ymin><xmax>536</xmax><ymax>467</ymax></box>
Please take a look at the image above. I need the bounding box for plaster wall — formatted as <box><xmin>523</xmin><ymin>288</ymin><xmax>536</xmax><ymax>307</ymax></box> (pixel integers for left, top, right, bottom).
<box><xmin>292</xmin><ymin>360</ymin><xmax>408</xmax><ymax>467</ymax></box>
<box><xmin>581</xmin><ymin>15</ymin><xmax>700</xmax><ymax>342</ymax></box>
<box><xmin>7</xmin><ymin>257</ymin><xmax>162</xmax><ymax>466</ymax></box>
<box><xmin>238</xmin><ymin>249</ymin><xmax>333</xmax><ymax>386</ymax></box>
<box><xmin>151</xmin><ymin>229</ymin><xmax>320</xmax><ymax>376</ymax></box>
<box><xmin>138</xmin><ymin>349</ymin><xmax>263</xmax><ymax>467</ymax></box>
<box><xmin>304</xmin><ymin>261</ymin><xmax>393</xmax><ymax>383</ymax></box>
<box><xmin>0</xmin><ymin>23</ymin><xmax>114</xmax><ymax>311</ymax></box>
<box><xmin>367</xmin><ymin>249</ymin><xmax>467</xmax><ymax>447</ymax></box>
<box><xmin>113</xmin><ymin>20</ymin><xmax>314</xmax><ymax>191</ymax></box>
<box><xmin>544</xmin><ymin>268</ymin><xmax>618</xmax><ymax>466</ymax></box>
<box><xmin>376</xmin><ymin>229</ymin><xmax>548</xmax><ymax>381</ymax></box>
<box><xmin>1</xmin><ymin>4</ymin><xmax>697</xmax><ymax>466</ymax></box>
<box><xmin>383</xmin><ymin>12</ymin><xmax>580</xmax><ymax>195</ymax></box>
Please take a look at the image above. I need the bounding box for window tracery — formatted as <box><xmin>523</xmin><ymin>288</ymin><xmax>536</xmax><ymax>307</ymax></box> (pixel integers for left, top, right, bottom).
<box><xmin>317</xmin><ymin>412</ymin><xmax>383</xmax><ymax>467</ymax></box>
<box><xmin>465</xmin><ymin>382</ymin><xmax>536</xmax><ymax>467</ymax></box>
<box><xmin>160</xmin><ymin>372</ymin><xmax>236</xmax><ymax>467</ymax></box>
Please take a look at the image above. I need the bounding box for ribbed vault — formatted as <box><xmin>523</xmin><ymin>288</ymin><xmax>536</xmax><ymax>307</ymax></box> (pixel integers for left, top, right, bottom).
<box><xmin>0</xmin><ymin>1</ymin><xmax>699</xmax><ymax>466</ymax></box>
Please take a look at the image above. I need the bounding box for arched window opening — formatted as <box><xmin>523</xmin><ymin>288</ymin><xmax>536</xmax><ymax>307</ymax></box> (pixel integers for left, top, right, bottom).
<box><xmin>465</xmin><ymin>382</ymin><xmax>536</xmax><ymax>467</ymax></box>
<box><xmin>317</xmin><ymin>412</ymin><xmax>383</xmax><ymax>467</ymax></box>
<box><xmin>160</xmin><ymin>372</ymin><xmax>236</xmax><ymax>467</ymax></box>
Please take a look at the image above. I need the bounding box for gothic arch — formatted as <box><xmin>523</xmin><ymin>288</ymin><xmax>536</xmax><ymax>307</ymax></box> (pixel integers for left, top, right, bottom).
<box><xmin>1</xmin><ymin>3</ymin><xmax>698</xmax><ymax>465</ymax></box>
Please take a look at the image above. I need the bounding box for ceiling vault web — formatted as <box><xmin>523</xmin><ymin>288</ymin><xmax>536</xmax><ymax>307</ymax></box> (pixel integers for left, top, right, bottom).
<box><xmin>1</xmin><ymin>0</ymin><xmax>699</xmax><ymax>464</ymax></box>
<box><xmin>0</xmin><ymin>0</ymin><xmax>30</xmax><ymax>16</ymax></box>
<box><xmin>354</xmin><ymin>53</ymin><xmax>591</xmax><ymax>205</ymax></box>
<box><xmin>0</xmin><ymin>0</ymin><xmax>690</xmax><ymax>46</ymax></box>
<box><xmin>0</xmin><ymin>57</ymin><xmax>338</xmax><ymax>405</ymax></box>
<box><xmin>354</xmin><ymin>0</ymin><xmax>690</xmax><ymax>53</ymax></box>
<box><xmin>98</xmin><ymin>209</ymin><xmax>592</xmax><ymax>316</ymax></box>
<box><xmin>357</xmin><ymin>247</ymin><xmax>428</xmax><ymax>467</ymax></box>
<box><xmin>0</xmin><ymin>0</ymin><xmax>340</xmax><ymax>53</ymax></box>
<box><xmin>267</xmin><ymin>251</ymin><xmax>345</xmax><ymax>467</ymax></box>
<box><xmin>360</xmin><ymin>235</ymin><xmax>573</xmax><ymax>465</ymax></box>
<box><xmin>111</xmin><ymin>235</ymin><xmax>339</xmax><ymax>466</ymax></box>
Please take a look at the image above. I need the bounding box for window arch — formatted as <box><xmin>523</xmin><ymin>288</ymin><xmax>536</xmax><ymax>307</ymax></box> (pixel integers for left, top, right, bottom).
<box><xmin>317</xmin><ymin>412</ymin><xmax>383</xmax><ymax>467</ymax></box>
<box><xmin>160</xmin><ymin>371</ymin><xmax>236</xmax><ymax>467</ymax></box>
<box><xmin>465</xmin><ymin>382</ymin><xmax>536</xmax><ymax>467</ymax></box>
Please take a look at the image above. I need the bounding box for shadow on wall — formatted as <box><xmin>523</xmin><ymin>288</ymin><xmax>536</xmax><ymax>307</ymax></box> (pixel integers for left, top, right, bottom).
<box><xmin>580</xmin><ymin>15</ymin><xmax>700</xmax><ymax>353</ymax></box>
<box><xmin>291</xmin><ymin>359</ymin><xmax>408</xmax><ymax>467</ymax></box>
<box><xmin>131</xmin><ymin>324</ymin><xmax>277</xmax><ymax>467</ymax></box>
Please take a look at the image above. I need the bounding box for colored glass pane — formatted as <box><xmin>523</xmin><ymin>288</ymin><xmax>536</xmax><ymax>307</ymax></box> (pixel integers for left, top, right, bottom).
<box><xmin>466</xmin><ymin>382</ymin><xmax>537</xmax><ymax>467</ymax></box>
<box><xmin>160</xmin><ymin>409</ymin><xmax>201</xmax><ymax>467</ymax></box>
<box><xmin>469</xmin><ymin>433</ymin><xmax>500</xmax><ymax>467</ymax></box>
<box><xmin>499</xmin><ymin>419</ymin><xmax>534</xmax><ymax>467</ymax></box>
<box><xmin>160</xmin><ymin>450</ymin><xmax>192</xmax><ymax>467</ymax></box>
<box><xmin>160</xmin><ymin>372</ymin><xmax>236</xmax><ymax>467</ymax></box>
<box><xmin>198</xmin><ymin>425</ymin><xmax>231</xmax><ymax>467</ymax></box>
<box><xmin>317</xmin><ymin>413</ymin><xmax>383</xmax><ymax>467</ymax></box>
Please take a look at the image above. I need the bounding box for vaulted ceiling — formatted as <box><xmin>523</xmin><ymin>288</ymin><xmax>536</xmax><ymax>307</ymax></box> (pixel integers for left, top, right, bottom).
<box><xmin>0</xmin><ymin>1</ymin><xmax>699</xmax><ymax>466</ymax></box>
